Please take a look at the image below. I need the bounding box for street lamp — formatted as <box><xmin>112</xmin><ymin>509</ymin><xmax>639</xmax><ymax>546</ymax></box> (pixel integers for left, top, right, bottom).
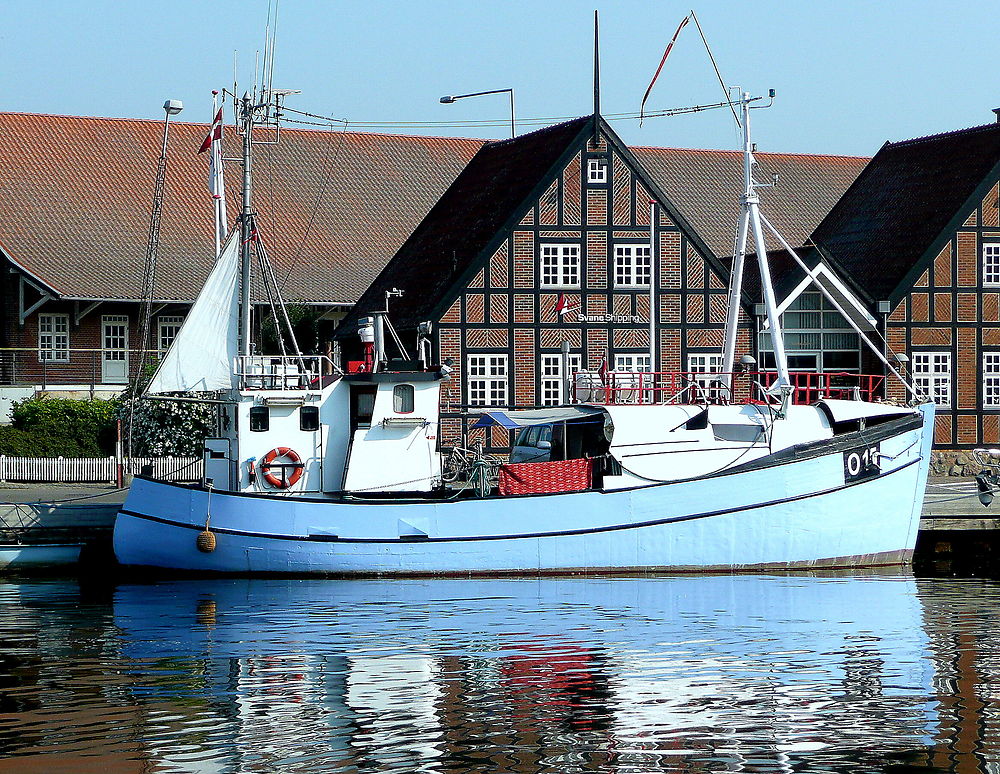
<box><xmin>440</xmin><ymin>88</ymin><xmax>515</xmax><ymax>138</ymax></box>
<box><xmin>129</xmin><ymin>98</ymin><xmax>183</xmax><ymax>459</ymax></box>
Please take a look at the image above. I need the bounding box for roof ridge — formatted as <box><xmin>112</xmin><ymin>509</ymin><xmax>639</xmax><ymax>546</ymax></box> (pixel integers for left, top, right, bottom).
<box><xmin>632</xmin><ymin>143</ymin><xmax>869</xmax><ymax>160</ymax></box>
<box><xmin>484</xmin><ymin>115</ymin><xmax>590</xmax><ymax>148</ymax></box>
<box><xmin>888</xmin><ymin>120</ymin><xmax>1000</xmax><ymax>149</ymax></box>
<box><xmin>0</xmin><ymin>110</ymin><xmax>490</xmax><ymax>143</ymax></box>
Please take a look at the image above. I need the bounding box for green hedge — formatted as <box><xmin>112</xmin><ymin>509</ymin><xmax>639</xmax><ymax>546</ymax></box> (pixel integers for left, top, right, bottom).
<box><xmin>0</xmin><ymin>396</ymin><xmax>117</xmax><ymax>458</ymax></box>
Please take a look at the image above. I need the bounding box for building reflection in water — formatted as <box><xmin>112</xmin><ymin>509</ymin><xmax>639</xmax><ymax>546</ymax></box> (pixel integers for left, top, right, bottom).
<box><xmin>4</xmin><ymin>574</ymin><xmax>1000</xmax><ymax>772</ymax></box>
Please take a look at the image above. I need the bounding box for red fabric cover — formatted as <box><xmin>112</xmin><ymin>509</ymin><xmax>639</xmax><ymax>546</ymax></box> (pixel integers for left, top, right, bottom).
<box><xmin>499</xmin><ymin>458</ymin><xmax>593</xmax><ymax>496</ymax></box>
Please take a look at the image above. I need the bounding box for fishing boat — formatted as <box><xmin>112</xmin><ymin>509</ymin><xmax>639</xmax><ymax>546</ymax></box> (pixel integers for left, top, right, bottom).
<box><xmin>112</xmin><ymin>90</ymin><xmax>934</xmax><ymax>575</ymax></box>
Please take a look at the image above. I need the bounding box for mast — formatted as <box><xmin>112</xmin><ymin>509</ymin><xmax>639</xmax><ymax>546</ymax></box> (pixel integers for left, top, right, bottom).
<box><xmin>239</xmin><ymin>91</ymin><xmax>253</xmax><ymax>358</ymax></box>
<box><xmin>648</xmin><ymin>200</ymin><xmax>657</xmax><ymax>374</ymax></box>
<box><xmin>592</xmin><ymin>10</ymin><xmax>600</xmax><ymax>147</ymax></box>
<box><xmin>720</xmin><ymin>91</ymin><xmax>790</xmax><ymax>395</ymax></box>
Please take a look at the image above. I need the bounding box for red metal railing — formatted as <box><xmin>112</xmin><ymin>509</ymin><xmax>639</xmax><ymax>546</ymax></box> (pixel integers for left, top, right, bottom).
<box><xmin>759</xmin><ymin>371</ymin><xmax>885</xmax><ymax>405</ymax></box>
<box><xmin>573</xmin><ymin>370</ymin><xmax>885</xmax><ymax>406</ymax></box>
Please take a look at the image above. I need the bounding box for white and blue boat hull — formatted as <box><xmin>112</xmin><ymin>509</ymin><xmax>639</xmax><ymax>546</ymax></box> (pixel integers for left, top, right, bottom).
<box><xmin>113</xmin><ymin>405</ymin><xmax>933</xmax><ymax>574</ymax></box>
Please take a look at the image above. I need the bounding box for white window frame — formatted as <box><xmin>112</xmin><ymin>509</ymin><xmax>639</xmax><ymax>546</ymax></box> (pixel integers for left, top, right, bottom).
<box><xmin>613</xmin><ymin>354</ymin><xmax>652</xmax><ymax>373</ymax></box>
<box><xmin>38</xmin><ymin>313</ymin><xmax>69</xmax><ymax>362</ymax></box>
<box><xmin>467</xmin><ymin>354</ymin><xmax>508</xmax><ymax>407</ymax></box>
<box><xmin>984</xmin><ymin>243</ymin><xmax>1000</xmax><ymax>287</ymax></box>
<box><xmin>586</xmin><ymin>158</ymin><xmax>607</xmax><ymax>184</ymax></box>
<box><xmin>984</xmin><ymin>353</ymin><xmax>1000</xmax><ymax>409</ymax></box>
<box><xmin>540</xmin><ymin>353</ymin><xmax>582</xmax><ymax>406</ymax></box>
<box><xmin>614</xmin><ymin>244</ymin><xmax>652</xmax><ymax>287</ymax></box>
<box><xmin>158</xmin><ymin>315</ymin><xmax>184</xmax><ymax>355</ymax></box>
<box><xmin>912</xmin><ymin>351</ymin><xmax>952</xmax><ymax>408</ymax></box>
<box><xmin>612</xmin><ymin>353</ymin><xmax>653</xmax><ymax>403</ymax></box>
<box><xmin>540</xmin><ymin>244</ymin><xmax>580</xmax><ymax>288</ymax></box>
<box><xmin>688</xmin><ymin>353</ymin><xmax>724</xmax><ymax>401</ymax></box>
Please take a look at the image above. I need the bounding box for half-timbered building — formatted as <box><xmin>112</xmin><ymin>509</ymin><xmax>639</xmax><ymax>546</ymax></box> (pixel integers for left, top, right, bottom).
<box><xmin>0</xmin><ymin>111</ymin><xmax>862</xmax><ymax>418</ymax></box>
<box><xmin>799</xmin><ymin>118</ymin><xmax>1000</xmax><ymax>453</ymax></box>
<box><xmin>336</xmin><ymin>115</ymin><xmax>866</xmax><ymax>451</ymax></box>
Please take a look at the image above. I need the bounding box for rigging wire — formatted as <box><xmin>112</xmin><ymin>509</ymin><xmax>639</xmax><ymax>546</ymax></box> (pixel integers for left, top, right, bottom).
<box><xmin>280</xmin><ymin>115</ymin><xmax>351</xmax><ymax>293</ymax></box>
<box><xmin>689</xmin><ymin>10</ymin><xmax>740</xmax><ymax>129</ymax></box>
<box><xmin>255</xmin><ymin>230</ymin><xmax>306</xmax><ymax>365</ymax></box>
<box><xmin>275</xmin><ymin>100</ymin><xmax>735</xmax><ymax>132</ymax></box>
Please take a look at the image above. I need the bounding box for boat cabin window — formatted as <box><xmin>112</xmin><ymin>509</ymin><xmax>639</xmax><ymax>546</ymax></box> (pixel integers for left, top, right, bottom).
<box><xmin>300</xmin><ymin>405</ymin><xmax>319</xmax><ymax>431</ymax></box>
<box><xmin>249</xmin><ymin>406</ymin><xmax>269</xmax><ymax>432</ymax></box>
<box><xmin>393</xmin><ymin>384</ymin><xmax>414</xmax><ymax>414</ymax></box>
<box><xmin>350</xmin><ymin>385</ymin><xmax>378</xmax><ymax>430</ymax></box>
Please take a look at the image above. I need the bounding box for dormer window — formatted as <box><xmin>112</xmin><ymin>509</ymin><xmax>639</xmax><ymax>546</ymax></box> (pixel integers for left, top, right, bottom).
<box><xmin>587</xmin><ymin>157</ymin><xmax>607</xmax><ymax>184</ymax></box>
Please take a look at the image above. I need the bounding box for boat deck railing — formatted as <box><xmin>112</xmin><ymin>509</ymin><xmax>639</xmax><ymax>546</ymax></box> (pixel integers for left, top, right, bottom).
<box><xmin>237</xmin><ymin>355</ymin><xmax>338</xmax><ymax>391</ymax></box>
<box><xmin>573</xmin><ymin>370</ymin><xmax>886</xmax><ymax>406</ymax></box>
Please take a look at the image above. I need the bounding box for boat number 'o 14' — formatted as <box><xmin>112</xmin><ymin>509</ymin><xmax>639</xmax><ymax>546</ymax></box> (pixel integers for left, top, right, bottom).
<box><xmin>260</xmin><ymin>447</ymin><xmax>304</xmax><ymax>489</ymax></box>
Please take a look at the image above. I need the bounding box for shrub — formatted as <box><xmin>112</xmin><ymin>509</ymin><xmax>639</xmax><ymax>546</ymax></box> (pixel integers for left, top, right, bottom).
<box><xmin>8</xmin><ymin>396</ymin><xmax>117</xmax><ymax>457</ymax></box>
<box><xmin>114</xmin><ymin>393</ymin><xmax>215</xmax><ymax>457</ymax></box>
<box><xmin>0</xmin><ymin>426</ymin><xmax>72</xmax><ymax>457</ymax></box>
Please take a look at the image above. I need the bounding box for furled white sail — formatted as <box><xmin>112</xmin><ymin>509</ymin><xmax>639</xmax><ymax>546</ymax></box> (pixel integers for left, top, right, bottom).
<box><xmin>146</xmin><ymin>231</ymin><xmax>241</xmax><ymax>394</ymax></box>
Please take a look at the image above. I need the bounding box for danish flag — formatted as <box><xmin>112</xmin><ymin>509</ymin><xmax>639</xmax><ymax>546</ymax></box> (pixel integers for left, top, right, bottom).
<box><xmin>199</xmin><ymin>92</ymin><xmax>228</xmax><ymax>255</ymax></box>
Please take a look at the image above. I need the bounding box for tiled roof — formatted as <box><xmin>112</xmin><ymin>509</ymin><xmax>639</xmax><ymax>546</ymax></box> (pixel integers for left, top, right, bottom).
<box><xmin>0</xmin><ymin>112</ymin><xmax>868</xmax><ymax>310</ymax></box>
<box><xmin>810</xmin><ymin>121</ymin><xmax>1000</xmax><ymax>302</ymax></box>
<box><xmin>634</xmin><ymin>146</ymin><xmax>869</xmax><ymax>260</ymax></box>
<box><xmin>0</xmin><ymin>112</ymin><xmax>484</xmax><ymax>303</ymax></box>
<box><xmin>339</xmin><ymin>117</ymin><xmax>593</xmax><ymax>332</ymax></box>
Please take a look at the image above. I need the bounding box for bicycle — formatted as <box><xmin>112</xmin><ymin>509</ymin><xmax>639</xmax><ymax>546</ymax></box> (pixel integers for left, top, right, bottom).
<box><xmin>441</xmin><ymin>441</ymin><xmax>503</xmax><ymax>495</ymax></box>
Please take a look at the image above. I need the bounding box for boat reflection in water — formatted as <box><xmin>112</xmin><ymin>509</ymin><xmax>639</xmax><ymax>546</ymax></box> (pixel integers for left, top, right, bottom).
<box><xmin>10</xmin><ymin>573</ymin><xmax>1000</xmax><ymax>772</ymax></box>
<box><xmin>110</xmin><ymin>574</ymin><xmax>938</xmax><ymax>773</ymax></box>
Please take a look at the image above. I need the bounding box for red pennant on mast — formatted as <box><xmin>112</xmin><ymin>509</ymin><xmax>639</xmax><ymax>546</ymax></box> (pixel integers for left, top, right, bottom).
<box><xmin>199</xmin><ymin>107</ymin><xmax>223</xmax><ymax>153</ymax></box>
<box><xmin>639</xmin><ymin>14</ymin><xmax>691</xmax><ymax>126</ymax></box>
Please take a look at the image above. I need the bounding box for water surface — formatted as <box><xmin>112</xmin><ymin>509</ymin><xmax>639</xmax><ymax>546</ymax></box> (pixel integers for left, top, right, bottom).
<box><xmin>1</xmin><ymin>573</ymin><xmax>997</xmax><ymax>772</ymax></box>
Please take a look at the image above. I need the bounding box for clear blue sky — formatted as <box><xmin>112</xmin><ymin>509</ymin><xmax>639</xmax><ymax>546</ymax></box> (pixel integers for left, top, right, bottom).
<box><xmin>3</xmin><ymin>0</ymin><xmax>999</xmax><ymax>157</ymax></box>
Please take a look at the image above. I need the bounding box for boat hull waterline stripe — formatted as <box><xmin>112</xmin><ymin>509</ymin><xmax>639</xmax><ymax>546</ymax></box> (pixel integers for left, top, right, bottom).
<box><xmin>118</xmin><ymin>456</ymin><xmax>920</xmax><ymax>545</ymax></box>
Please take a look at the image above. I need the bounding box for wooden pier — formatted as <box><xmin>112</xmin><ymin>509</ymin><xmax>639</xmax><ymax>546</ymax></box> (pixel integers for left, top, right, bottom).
<box><xmin>917</xmin><ymin>477</ymin><xmax>1000</xmax><ymax>573</ymax></box>
<box><xmin>0</xmin><ymin>483</ymin><xmax>124</xmax><ymax>570</ymax></box>
<box><xmin>921</xmin><ymin>477</ymin><xmax>998</xmax><ymax>527</ymax></box>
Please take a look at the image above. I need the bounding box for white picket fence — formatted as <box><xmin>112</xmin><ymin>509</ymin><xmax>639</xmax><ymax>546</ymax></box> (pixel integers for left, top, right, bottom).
<box><xmin>0</xmin><ymin>455</ymin><xmax>202</xmax><ymax>483</ymax></box>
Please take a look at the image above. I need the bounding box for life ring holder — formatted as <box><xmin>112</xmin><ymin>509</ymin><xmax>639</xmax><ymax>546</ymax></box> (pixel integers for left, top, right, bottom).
<box><xmin>260</xmin><ymin>446</ymin><xmax>304</xmax><ymax>489</ymax></box>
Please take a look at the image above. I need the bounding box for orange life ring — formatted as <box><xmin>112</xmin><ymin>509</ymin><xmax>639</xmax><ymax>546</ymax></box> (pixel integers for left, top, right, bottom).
<box><xmin>260</xmin><ymin>446</ymin><xmax>304</xmax><ymax>489</ymax></box>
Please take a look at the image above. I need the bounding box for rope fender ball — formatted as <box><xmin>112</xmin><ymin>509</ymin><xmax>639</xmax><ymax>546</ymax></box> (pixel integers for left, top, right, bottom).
<box><xmin>260</xmin><ymin>446</ymin><xmax>304</xmax><ymax>488</ymax></box>
<box><xmin>197</xmin><ymin>529</ymin><xmax>217</xmax><ymax>553</ymax></box>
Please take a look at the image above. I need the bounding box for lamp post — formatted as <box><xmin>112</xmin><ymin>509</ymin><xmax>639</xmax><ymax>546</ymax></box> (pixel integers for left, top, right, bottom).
<box><xmin>440</xmin><ymin>88</ymin><xmax>515</xmax><ymax>138</ymax></box>
<box><xmin>130</xmin><ymin>98</ymin><xmax>183</xmax><ymax>460</ymax></box>
<box><xmin>141</xmin><ymin>99</ymin><xmax>183</xmax><ymax>343</ymax></box>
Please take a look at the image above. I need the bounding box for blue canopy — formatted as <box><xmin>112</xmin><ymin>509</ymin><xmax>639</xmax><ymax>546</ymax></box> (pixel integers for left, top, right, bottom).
<box><xmin>469</xmin><ymin>406</ymin><xmax>605</xmax><ymax>430</ymax></box>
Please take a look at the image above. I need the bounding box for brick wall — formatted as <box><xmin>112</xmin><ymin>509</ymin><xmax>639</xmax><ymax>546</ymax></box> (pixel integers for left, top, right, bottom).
<box><xmin>884</xmin><ymin>177</ymin><xmax>1000</xmax><ymax>448</ymax></box>
<box><xmin>431</xmin><ymin>129</ymin><xmax>751</xmax><ymax>451</ymax></box>
<box><xmin>1</xmin><ymin>298</ymin><xmax>170</xmax><ymax>389</ymax></box>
